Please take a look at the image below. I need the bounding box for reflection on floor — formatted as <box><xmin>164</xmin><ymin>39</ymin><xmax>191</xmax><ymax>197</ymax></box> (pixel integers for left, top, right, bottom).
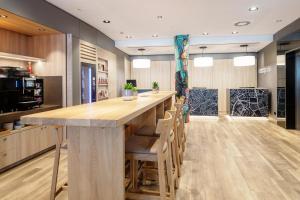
<box><xmin>177</xmin><ymin>116</ymin><xmax>300</xmax><ymax>200</ymax></box>
<box><xmin>0</xmin><ymin>149</ymin><xmax>68</xmax><ymax>200</ymax></box>
<box><xmin>1</xmin><ymin>116</ymin><xmax>300</xmax><ymax>200</ymax></box>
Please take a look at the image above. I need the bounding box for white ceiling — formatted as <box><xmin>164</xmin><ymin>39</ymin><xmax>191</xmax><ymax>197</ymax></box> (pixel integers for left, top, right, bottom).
<box><xmin>47</xmin><ymin>0</ymin><xmax>300</xmax><ymax>55</ymax></box>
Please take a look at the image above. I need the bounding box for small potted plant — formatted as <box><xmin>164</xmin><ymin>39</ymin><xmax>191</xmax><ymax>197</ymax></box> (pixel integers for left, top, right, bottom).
<box><xmin>132</xmin><ymin>87</ymin><xmax>138</xmax><ymax>96</ymax></box>
<box><xmin>123</xmin><ymin>83</ymin><xmax>133</xmax><ymax>97</ymax></box>
<box><xmin>152</xmin><ymin>81</ymin><xmax>159</xmax><ymax>93</ymax></box>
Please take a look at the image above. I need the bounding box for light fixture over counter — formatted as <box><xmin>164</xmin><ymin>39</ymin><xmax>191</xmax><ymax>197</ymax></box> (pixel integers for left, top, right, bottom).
<box><xmin>194</xmin><ymin>46</ymin><xmax>213</xmax><ymax>67</ymax></box>
<box><xmin>233</xmin><ymin>44</ymin><xmax>255</xmax><ymax>67</ymax></box>
<box><xmin>133</xmin><ymin>48</ymin><xmax>150</xmax><ymax>69</ymax></box>
<box><xmin>233</xmin><ymin>56</ymin><xmax>255</xmax><ymax>67</ymax></box>
<box><xmin>132</xmin><ymin>59</ymin><xmax>151</xmax><ymax>69</ymax></box>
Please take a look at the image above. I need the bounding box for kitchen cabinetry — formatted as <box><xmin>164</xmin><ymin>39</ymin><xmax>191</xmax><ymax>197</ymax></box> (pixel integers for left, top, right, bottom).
<box><xmin>0</xmin><ymin>125</ymin><xmax>56</xmax><ymax>170</ymax></box>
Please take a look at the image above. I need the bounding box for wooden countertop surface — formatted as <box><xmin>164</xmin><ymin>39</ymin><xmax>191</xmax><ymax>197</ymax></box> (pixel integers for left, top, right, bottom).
<box><xmin>21</xmin><ymin>91</ymin><xmax>175</xmax><ymax>128</ymax></box>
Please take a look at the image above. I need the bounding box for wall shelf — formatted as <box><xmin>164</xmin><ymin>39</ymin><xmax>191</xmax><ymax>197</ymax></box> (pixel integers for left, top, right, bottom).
<box><xmin>0</xmin><ymin>52</ymin><xmax>46</xmax><ymax>63</ymax></box>
<box><xmin>98</xmin><ymin>70</ymin><xmax>108</xmax><ymax>74</ymax></box>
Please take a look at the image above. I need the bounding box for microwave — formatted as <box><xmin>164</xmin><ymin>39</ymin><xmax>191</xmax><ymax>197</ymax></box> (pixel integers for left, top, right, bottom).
<box><xmin>23</xmin><ymin>77</ymin><xmax>36</xmax><ymax>89</ymax></box>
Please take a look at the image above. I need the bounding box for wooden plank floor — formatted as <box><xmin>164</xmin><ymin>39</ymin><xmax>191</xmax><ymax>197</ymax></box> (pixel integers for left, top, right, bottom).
<box><xmin>177</xmin><ymin>116</ymin><xmax>300</xmax><ymax>200</ymax></box>
<box><xmin>0</xmin><ymin>116</ymin><xmax>300</xmax><ymax>200</ymax></box>
<box><xmin>0</xmin><ymin>149</ymin><xmax>68</xmax><ymax>200</ymax></box>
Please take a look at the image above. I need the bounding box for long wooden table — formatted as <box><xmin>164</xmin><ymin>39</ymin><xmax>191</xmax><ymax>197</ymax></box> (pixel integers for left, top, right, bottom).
<box><xmin>21</xmin><ymin>91</ymin><xmax>175</xmax><ymax>200</ymax></box>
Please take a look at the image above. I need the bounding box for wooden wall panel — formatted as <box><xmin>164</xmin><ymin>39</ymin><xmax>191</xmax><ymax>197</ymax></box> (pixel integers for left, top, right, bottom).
<box><xmin>131</xmin><ymin>57</ymin><xmax>257</xmax><ymax>114</ymax></box>
<box><xmin>170</xmin><ymin>61</ymin><xmax>176</xmax><ymax>91</ymax></box>
<box><xmin>124</xmin><ymin>57</ymin><xmax>131</xmax><ymax>81</ymax></box>
<box><xmin>131</xmin><ymin>67</ymin><xmax>151</xmax><ymax>89</ymax></box>
<box><xmin>0</xmin><ymin>28</ymin><xmax>29</xmax><ymax>55</ymax></box>
<box><xmin>150</xmin><ymin>61</ymin><xmax>171</xmax><ymax>90</ymax></box>
<box><xmin>131</xmin><ymin>60</ymin><xmax>171</xmax><ymax>90</ymax></box>
<box><xmin>29</xmin><ymin>34</ymin><xmax>67</xmax><ymax>107</ymax></box>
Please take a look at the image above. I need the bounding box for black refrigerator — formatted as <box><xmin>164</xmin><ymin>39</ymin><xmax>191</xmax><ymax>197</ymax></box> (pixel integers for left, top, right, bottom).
<box><xmin>81</xmin><ymin>62</ymin><xmax>96</xmax><ymax>104</ymax></box>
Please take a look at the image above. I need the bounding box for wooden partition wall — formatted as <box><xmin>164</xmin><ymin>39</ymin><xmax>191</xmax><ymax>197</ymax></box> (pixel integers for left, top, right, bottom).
<box><xmin>131</xmin><ymin>58</ymin><xmax>257</xmax><ymax>113</ymax></box>
<box><xmin>0</xmin><ymin>28</ymin><xmax>67</xmax><ymax>107</ymax></box>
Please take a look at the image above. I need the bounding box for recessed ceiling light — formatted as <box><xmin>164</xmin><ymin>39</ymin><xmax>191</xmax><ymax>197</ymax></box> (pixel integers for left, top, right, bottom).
<box><xmin>157</xmin><ymin>16</ymin><xmax>163</xmax><ymax>20</ymax></box>
<box><xmin>276</xmin><ymin>19</ymin><xmax>283</xmax><ymax>23</ymax></box>
<box><xmin>199</xmin><ymin>46</ymin><xmax>207</xmax><ymax>49</ymax></box>
<box><xmin>234</xmin><ymin>21</ymin><xmax>251</xmax><ymax>27</ymax></box>
<box><xmin>232</xmin><ymin>31</ymin><xmax>239</xmax><ymax>34</ymax></box>
<box><xmin>248</xmin><ymin>6</ymin><xmax>258</xmax><ymax>12</ymax></box>
<box><xmin>202</xmin><ymin>32</ymin><xmax>209</xmax><ymax>35</ymax></box>
<box><xmin>126</xmin><ymin>35</ymin><xmax>132</xmax><ymax>39</ymax></box>
<box><xmin>103</xmin><ymin>20</ymin><xmax>110</xmax><ymax>24</ymax></box>
<box><xmin>0</xmin><ymin>15</ymin><xmax>7</xmax><ymax>18</ymax></box>
<box><xmin>138</xmin><ymin>48</ymin><xmax>146</xmax><ymax>52</ymax></box>
<box><xmin>152</xmin><ymin>34</ymin><xmax>158</xmax><ymax>38</ymax></box>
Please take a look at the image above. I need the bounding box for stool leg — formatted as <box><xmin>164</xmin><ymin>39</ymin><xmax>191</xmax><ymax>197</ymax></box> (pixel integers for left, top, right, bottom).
<box><xmin>50</xmin><ymin>127</ymin><xmax>63</xmax><ymax>200</ymax></box>
<box><xmin>157</xmin><ymin>154</ymin><xmax>166</xmax><ymax>200</ymax></box>
<box><xmin>166</xmin><ymin>150</ymin><xmax>175</xmax><ymax>200</ymax></box>
<box><xmin>130</xmin><ymin>159</ymin><xmax>139</xmax><ymax>191</ymax></box>
<box><xmin>174</xmin><ymin>128</ymin><xmax>181</xmax><ymax>177</ymax></box>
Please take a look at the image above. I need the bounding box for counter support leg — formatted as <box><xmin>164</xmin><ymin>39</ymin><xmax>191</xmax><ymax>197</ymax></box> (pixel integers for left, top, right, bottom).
<box><xmin>68</xmin><ymin>126</ymin><xmax>125</xmax><ymax>200</ymax></box>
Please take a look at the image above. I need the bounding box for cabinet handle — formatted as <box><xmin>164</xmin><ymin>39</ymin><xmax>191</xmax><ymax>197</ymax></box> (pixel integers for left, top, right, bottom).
<box><xmin>3</xmin><ymin>153</ymin><xmax>7</xmax><ymax>157</ymax></box>
<box><xmin>3</xmin><ymin>138</ymin><xmax>7</xmax><ymax>142</ymax></box>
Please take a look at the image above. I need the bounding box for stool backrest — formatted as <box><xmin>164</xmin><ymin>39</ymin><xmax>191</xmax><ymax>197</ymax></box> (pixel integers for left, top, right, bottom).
<box><xmin>167</xmin><ymin>109</ymin><xmax>177</xmax><ymax>142</ymax></box>
<box><xmin>156</xmin><ymin>111</ymin><xmax>173</xmax><ymax>151</ymax></box>
<box><xmin>174</xmin><ymin>102</ymin><xmax>184</xmax><ymax>141</ymax></box>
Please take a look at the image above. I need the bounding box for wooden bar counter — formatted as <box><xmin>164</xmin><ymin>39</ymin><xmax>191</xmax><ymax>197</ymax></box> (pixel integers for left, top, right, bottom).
<box><xmin>21</xmin><ymin>91</ymin><xmax>175</xmax><ymax>200</ymax></box>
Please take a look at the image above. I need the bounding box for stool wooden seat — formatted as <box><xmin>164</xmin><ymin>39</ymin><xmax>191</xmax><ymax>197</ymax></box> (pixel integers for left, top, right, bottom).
<box><xmin>126</xmin><ymin>135</ymin><xmax>167</xmax><ymax>155</ymax></box>
<box><xmin>126</xmin><ymin>111</ymin><xmax>175</xmax><ymax>200</ymax></box>
<box><xmin>174</xmin><ymin>102</ymin><xmax>185</xmax><ymax>164</ymax></box>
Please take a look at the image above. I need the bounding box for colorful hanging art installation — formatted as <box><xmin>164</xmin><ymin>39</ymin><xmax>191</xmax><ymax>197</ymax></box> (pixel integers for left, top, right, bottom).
<box><xmin>174</xmin><ymin>34</ymin><xmax>190</xmax><ymax>122</ymax></box>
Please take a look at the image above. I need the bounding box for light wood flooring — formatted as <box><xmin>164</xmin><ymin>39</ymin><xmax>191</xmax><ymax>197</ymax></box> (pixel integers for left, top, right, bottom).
<box><xmin>1</xmin><ymin>116</ymin><xmax>300</xmax><ymax>200</ymax></box>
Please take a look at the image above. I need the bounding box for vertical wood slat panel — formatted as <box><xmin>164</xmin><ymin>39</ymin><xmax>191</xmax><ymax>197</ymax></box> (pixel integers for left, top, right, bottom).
<box><xmin>29</xmin><ymin>34</ymin><xmax>67</xmax><ymax>107</ymax></box>
<box><xmin>0</xmin><ymin>28</ymin><xmax>29</xmax><ymax>55</ymax></box>
<box><xmin>131</xmin><ymin>58</ymin><xmax>257</xmax><ymax>113</ymax></box>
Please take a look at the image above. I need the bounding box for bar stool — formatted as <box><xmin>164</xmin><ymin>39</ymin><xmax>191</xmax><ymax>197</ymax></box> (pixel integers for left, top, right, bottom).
<box><xmin>174</xmin><ymin>102</ymin><xmax>185</xmax><ymax>164</ymax></box>
<box><xmin>166</xmin><ymin>109</ymin><xmax>180</xmax><ymax>187</ymax></box>
<box><xmin>125</xmin><ymin>111</ymin><xmax>175</xmax><ymax>200</ymax></box>
<box><xmin>177</xmin><ymin>97</ymin><xmax>187</xmax><ymax>151</ymax></box>
<box><xmin>50</xmin><ymin>126</ymin><xmax>67</xmax><ymax>200</ymax></box>
<box><xmin>135</xmin><ymin>108</ymin><xmax>181</xmax><ymax>183</ymax></box>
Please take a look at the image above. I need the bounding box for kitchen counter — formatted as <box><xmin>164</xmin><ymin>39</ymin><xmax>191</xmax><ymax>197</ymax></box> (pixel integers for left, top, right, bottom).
<box><xmin>189</xmin><ymin>88</ymin><xmax>218</xmax><ymax>116</ymax></box>
<box><xmin>227</xmin><ymin>88</ymin><xmax>269</xmax><ymax>117</ymax></box>
<box><xmin>21</xmin><ymin>92</ymin><xmax>174</xmax><ymax>127</ymax></box>
<box><xmin>21</xmin><ymin>91</ymin><xmax>175</xmax><ymax>200</ymax></box>
<box><xmin>0</xmin><ymin>104</ymin><xmax>61</xmax><ymax>123</ymax></box>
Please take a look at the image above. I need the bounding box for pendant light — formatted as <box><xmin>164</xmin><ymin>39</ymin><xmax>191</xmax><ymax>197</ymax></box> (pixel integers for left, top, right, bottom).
<box><xmin>132</xmin><ymin>48</ymin><xmax>151</xmax><ymax>69</ymax></box>
<box><xmin>234</xmin><ymin>44</ymin><xmax>255</xmax><ymax>67</ymax></box>
<box><xmin>194</xmin><ymin>46</ymin><xmax>213</xmax><ymax>67</ymax></box>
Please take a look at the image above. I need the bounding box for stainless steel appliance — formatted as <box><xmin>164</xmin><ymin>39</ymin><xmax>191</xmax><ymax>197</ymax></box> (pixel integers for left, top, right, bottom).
<box><xmin>0</xmin><ymin>67</ymin><xmax>44</xmax><ymax>113</ymax></box>
<box><xmin>81</xmin><ymin>62</ymin><xmax>96</xmax><ymax>104</ymax></box>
